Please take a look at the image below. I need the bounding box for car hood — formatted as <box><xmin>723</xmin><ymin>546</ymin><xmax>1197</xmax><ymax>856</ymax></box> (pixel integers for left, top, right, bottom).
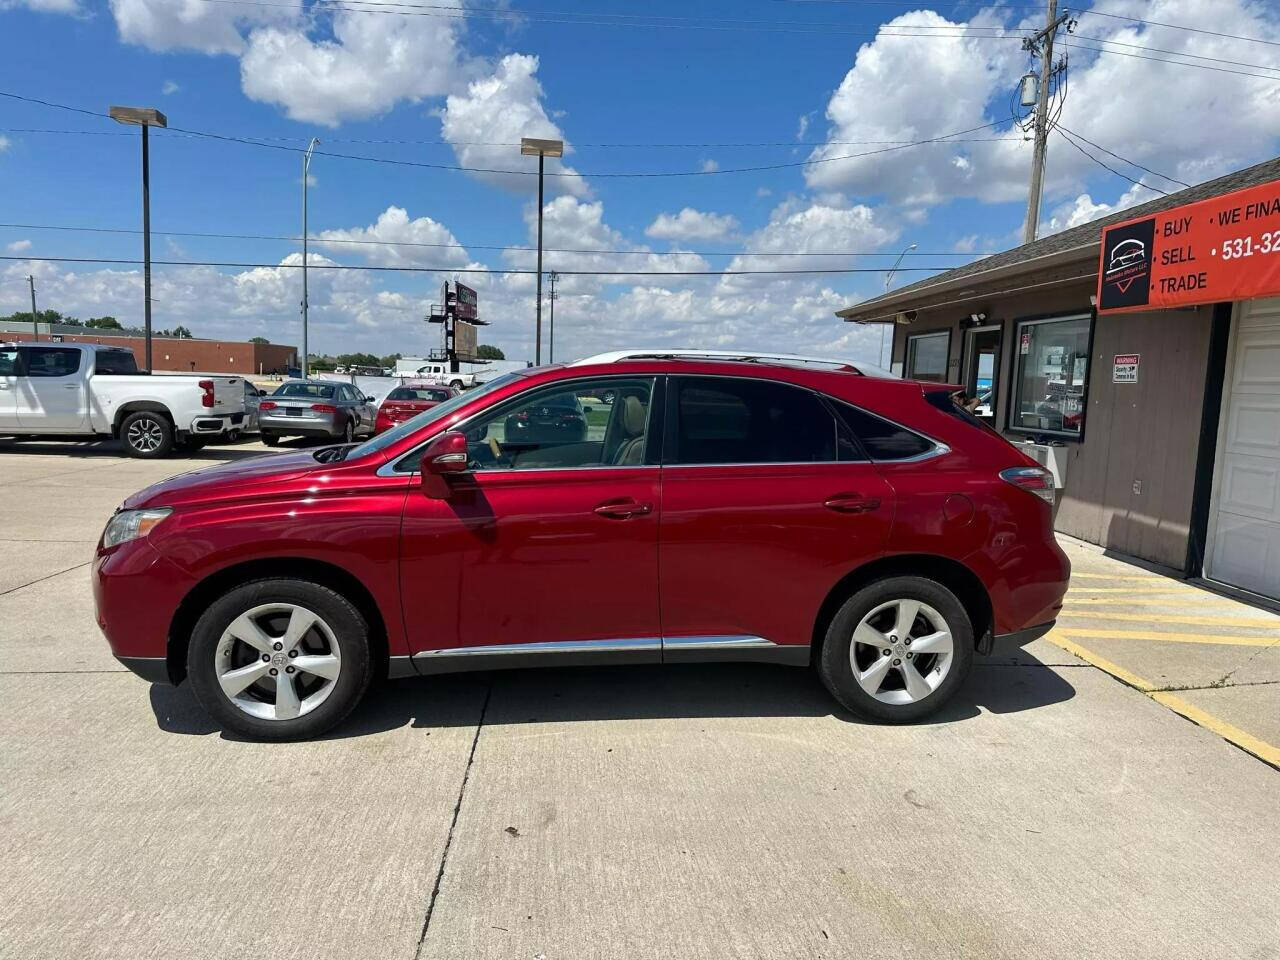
<box><xmin>122</xmin><ymin>450</ymin><xmax>326</xmax><ymax>510</ymax></box>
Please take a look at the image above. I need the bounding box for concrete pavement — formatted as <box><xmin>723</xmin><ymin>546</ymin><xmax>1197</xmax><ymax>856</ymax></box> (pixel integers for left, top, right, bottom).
<box><xmin>1</xmin><ymin>438</ymin><xmax>1277</xmax><ymax>960</ymax></box>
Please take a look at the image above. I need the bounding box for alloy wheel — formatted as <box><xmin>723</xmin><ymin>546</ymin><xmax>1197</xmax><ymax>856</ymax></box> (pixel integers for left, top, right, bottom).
<box><xmin>214</xmin><ymin>603</ymin><xmax>342</xmax><ymax>721</ymax></box>
<box><xmin>344</xmin><ymin>420</ymin><xmax>354</xmax><ymax>444</ymax></box>
<box><xmin>126</xmin><ymin>417</ymin><xmax>164</xmax><ymax>453</ymax></box>
<box><xmin>849</xmin><ymin>598</ymin><xmax>954</xmax><ymax>705</ymax></box>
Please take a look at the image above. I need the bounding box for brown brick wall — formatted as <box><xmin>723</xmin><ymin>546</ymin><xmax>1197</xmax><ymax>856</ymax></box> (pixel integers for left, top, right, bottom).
<box><xmin>4</xmin><ymin>332</ymin><xmax>297</xmax><ymax>374</ymax></box>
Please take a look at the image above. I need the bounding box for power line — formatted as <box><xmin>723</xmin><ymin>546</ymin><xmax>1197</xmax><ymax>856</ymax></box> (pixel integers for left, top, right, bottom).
<box><xmin>1060</xmin><ymin>40</ymin><xmax>1280</xmax><ymax>81</ymax></box>
<box><xmin>0</xmin><ymin>95</ymin><xmax>1021</xmax><ymax>177</ymax></box>
<box><xmin>1055</xmin><ymin>126</ymin><xmax>1191</xmax><ymax>189</ymax></box>
<box><xmin>0</xmin><ymin>222</ymin><xmax>980</xmax><ymax>258</ymax></box>
<box><xmin>1070</xmin><ymin>33</ymin><xmax>1280</xmax><ymax>74</ymax></box>
<box><xmin>1054</xmin><ymin>127</ymin><xmax>1168</xmax><ymax>197</ymax></box>
<box><xmin>0</xmin><ymin>255</ymin><xmax>961</xmax><ymax>276</ymax></box>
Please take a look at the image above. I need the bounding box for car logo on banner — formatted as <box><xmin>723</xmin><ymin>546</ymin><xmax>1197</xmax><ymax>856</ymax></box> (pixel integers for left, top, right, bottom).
<box><xmin>1099</xmin><ymin>217</ymin><xmax>1156</xmax><ymax>310</ymax></box>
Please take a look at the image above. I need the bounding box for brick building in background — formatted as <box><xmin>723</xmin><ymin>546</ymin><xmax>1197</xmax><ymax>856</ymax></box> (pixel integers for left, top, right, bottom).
<box><xmin>0</xmin><ymin>324</ymin><xmax>297</xmax><ymax>375</ymax></box>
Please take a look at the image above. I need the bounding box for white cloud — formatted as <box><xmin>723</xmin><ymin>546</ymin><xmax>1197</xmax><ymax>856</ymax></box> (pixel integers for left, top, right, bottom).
<box><xmin>108</xmin><ymin>0</ymin><xmax>297</xmax><ymax>55</ymax></box>
<box><xmin>315</xmin><ymin>206</ymin><xmax>471</xmax><ymax>269</ymax></box>
<box><xmin>806</xmin><ymin>0</ymin><xmax>1280</xmax><ymax>210</ymax></box>
<box><xmin>0</xmin><ymin>0</ymin><xmax>80</xmax><ymax>12</ymax></box>
<box><xmin>700</xmin><ymin>158</ymin><xmax>719</xmax><ymax>173</ymax></box>
<box><xmin>645</xmin><ymin>208</ymin><xmax>740</xmax><ymax>243</ymax></box>
<box><xmin>1040</xmin><ymin>182</ymin><xmax>1159</xmax><ymax>236</ymax></box>
<box><xmin>723</xmin><ymin>199</ymin><xmax>897</xmax><ymax>277</ymax></box>
<box><xmin>952</xmin><ymin>234</ymin><xmax>979</xmax><ymax>254</ymax></box>
<box><xmin>6</xmin><ymin>240</ymin><xmax>32</xmax><ymax>253</ymax></box>
<box><xmin>240</xmin><ymin>8</ymin><xmax>464</xmax><ymax>126</ymax></box>
<box><xmin>161</xmin><ymin>79</ymin><xmax>180</xmax><ymax>95</ymax></box>
<box><xmin>440</xmin><ymin>54</ymin><xmax>587</xmax><ymax>197</ymax></box>
<box><xmin>0</xmin><ymin>135</ymin><xmax>10</xmax><ymax>153</ymax></box>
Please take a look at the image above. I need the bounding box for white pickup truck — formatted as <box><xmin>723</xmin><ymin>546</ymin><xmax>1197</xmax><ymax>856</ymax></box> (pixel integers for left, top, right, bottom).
<box><xmin>411</xmin><ymin>361</ymin><xmax>475</xmax><ymax>390</ymax></box>
<box><xmin>0</xmin><ymin>342</ymin><xmax>247</xmax><ymax>458</ymax></box>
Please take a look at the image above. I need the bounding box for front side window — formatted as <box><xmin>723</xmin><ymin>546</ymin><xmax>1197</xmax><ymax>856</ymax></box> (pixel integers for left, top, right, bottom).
<box><xmin>668</xmin><ymin>377</ymin><xmax>837</xmax><ymax>465</ymax></box>
<box><xmin>0</xmin><ymin>348</ymin><xmax>18</xmax><ymax>376</ymax></box>
<box><xmin>21</xmin><ymin>347</ymin><xmax>81</xmax><ymax>378</ymax></box>
<box><xmin>463</xmin><ymin>377</ymin><xmax>654</xmax><ymax>471</ymax></box>
<box><xmin>905</xmin><ymin>331</ymin><xmax>950</xmax><ymax>383</ymax></box>
<box><xmin>1009</xmin><ymin>313</ymin><xmax>1092</xmax><ymax>439</ymax></box>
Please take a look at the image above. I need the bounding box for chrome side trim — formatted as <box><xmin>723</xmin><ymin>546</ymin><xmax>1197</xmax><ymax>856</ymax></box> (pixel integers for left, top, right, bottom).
<box><xmin>662</xmin><ymin>635</ymin><xmax>774</xmax><ymax>650</ymax></box>
<box><xmin>416</xmin><ymin>637</ymin><xmax>662</xmax><ymax>659</ymax></box>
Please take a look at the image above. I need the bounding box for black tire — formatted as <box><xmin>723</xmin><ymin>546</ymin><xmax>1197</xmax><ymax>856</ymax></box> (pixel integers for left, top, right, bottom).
<box><xmin>449</xmin><ymin>380</ymin><xmax>464</xmax><ymax>391</ymax></box>
<box><xmin>818</xmin><ymin>576</ymin><xmax>974</xmax><ymax>723</ymax></box>
<box><xmin>187</xmin><ymin>578</ymin><xmax>373</xmax><ymax>741</ymax></box>
<box><xmin>342</xmin><ymin>419</ymin><xmax>354</xmax><ymax>444</ymax></box>
<box><xmin>261</xmin><ymin>432</ymin><xmax>279</xmax><ymax>447</ymax></box>
<box><xmin>119</xmin><ymin>410</ymin><xmax>174</xmax><ymax>459</ymax></box>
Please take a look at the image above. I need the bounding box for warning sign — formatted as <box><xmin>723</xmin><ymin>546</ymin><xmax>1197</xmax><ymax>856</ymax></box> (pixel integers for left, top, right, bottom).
<box><xmin>1113</xmin><ymin>354</ymin><xmax>1140</xmax><ymax>383</ymax></box>
<box><xmin>1098</xmin><ymin>177</ymin><xmax>1280</xmax><ymax>314</ymax></box>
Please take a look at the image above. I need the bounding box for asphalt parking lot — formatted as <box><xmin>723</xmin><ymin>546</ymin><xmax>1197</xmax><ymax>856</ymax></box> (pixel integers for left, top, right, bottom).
<box><xmin>1</xmin><ymin>439</ymin><xmax>1278</xmax><ymax>960</ymax></box>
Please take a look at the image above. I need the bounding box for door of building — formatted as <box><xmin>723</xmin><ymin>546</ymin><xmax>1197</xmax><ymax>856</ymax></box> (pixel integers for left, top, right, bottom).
<box><xmin>1206</xmin><ymin>296</ymin><xmax>1280</xmax><ymax>601</ymax></box>
<box><xmin>962</xmin><ymin>325</ymin><xmax>1001</xmax><ymax>421</ymax></box>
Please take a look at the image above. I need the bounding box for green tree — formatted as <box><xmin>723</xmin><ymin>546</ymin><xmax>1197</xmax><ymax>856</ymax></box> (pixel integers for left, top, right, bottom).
<box><xmin>250</xmin><ymin>336</ymin><xmax>270</xmax><ymax>344</ymax></box>
<box><xmin>378</xmin><ymin>353</ymin><xmax>402</xmax><ymax>368</ymax></box>
<box><xmin>335</xmin><ymin>352</ymin><xmax>380</xmax><ymax>369</ymax></box>
<box><xmin>86</xmin><ymin>316</ymin><xmax>123</xmax><ymax>330</ymax></box>
<box><xmin>476</xmin><ymin>344</ymin><xmax>505</xmax><ymax>360</ymax></box>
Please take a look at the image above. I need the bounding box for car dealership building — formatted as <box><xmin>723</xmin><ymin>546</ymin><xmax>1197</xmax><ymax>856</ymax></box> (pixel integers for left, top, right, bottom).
<box><xmin>837</xmin><ymin>156</ymin><xmax>1280</xmax><ymax>604</ymax></box>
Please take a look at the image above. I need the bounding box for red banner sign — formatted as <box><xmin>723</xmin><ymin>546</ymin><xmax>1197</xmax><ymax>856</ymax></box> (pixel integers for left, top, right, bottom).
<box><xmin>1097</xmin><ymin>178</ymin><xmax>1280</xmax><ymax>314</ymax></box>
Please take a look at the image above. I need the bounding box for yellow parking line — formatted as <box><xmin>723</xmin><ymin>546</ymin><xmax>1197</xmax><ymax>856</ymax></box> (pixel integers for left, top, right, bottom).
<box><xmin>1055</xmin><ymin>627</ymin><xmax>1279</xmax><ymax>648</ymax></box>
<box><xmin>1045</xmin><ymin>631</ymin><xmax>1280</xmax><ymax>767</ymax></box>
<box><xmin>1069</xmin><ymin>572</ymin><xmax>1165</xmax><ymax>582</ymax></box>
<box><xmin>1065</xmin><ymin>596</ymin><xmax>1191</xmax><ymax>606</ymax></box>
<box><xmin>1060</xmin><ymin>611</ymin><xmax>1280</xmax><ymax>630</ymax></box>
<box><xmin>1068</xmin><ymin>586</ymin><xmax>1197</xmax><ymax>594</ymax></box>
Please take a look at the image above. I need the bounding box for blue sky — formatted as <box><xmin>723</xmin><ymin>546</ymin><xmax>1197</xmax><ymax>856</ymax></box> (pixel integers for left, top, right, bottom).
<box><xmin>2</xmin><ymin>0</ymin><xmax>1278</xmax><ymax>364</ymax></box>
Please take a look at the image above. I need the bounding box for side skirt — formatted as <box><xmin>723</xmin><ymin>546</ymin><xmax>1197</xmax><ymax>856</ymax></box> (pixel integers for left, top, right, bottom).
<box><xmin>410</xmin><ymin>636</ymin><xmax>810</xmax><ymax>675</ymax></box>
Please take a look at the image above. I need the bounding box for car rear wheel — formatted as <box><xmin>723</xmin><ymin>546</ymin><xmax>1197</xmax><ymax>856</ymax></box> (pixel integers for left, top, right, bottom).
<box><xmin>120</xmin><ymin>410</ymin><xmax>174</xmax><ymax>459</ymax></box>
<box><xmin>818</xmin><ymin>576</ymin><xmax>973</xmax><ymax>723</ymax></box>
<box><xmin>187</xmin><ymin>579</ymin><xmax>373</xmax><ymax>741</ymax></box>
<box><xmin>261</xmin><ymin>432</ymin><xmax>279</xmax><ymax>447</ymax></box>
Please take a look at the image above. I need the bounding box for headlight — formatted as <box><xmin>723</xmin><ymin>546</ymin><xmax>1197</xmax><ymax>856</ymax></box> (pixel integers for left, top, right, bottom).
<box><xmin>102</xmin><ymin>508</ymin><xmax>172</xmax><ymax>548</ymax></box>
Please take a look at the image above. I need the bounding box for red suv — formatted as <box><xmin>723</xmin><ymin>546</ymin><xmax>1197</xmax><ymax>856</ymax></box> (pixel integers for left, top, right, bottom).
<box><xmin>93</xmin><ymin>351</ymin><xmax>1069</xmax><ymax>740</ymax></box>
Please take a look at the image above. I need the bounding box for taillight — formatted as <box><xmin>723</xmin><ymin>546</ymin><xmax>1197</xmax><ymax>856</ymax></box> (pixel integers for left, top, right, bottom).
<box><xmin>311</xmin><ymin>403</ymin><xmax>338</xmax><ymax>414</ymax></box>
<box><xmin>259</xmin><ymin>400</ymin><xmax>277</xmax><ymax>411</ymax></box>
<box><xmin>199</xmin><ymin>379</ymin><xmax>215</xmax><ymax>408</ymax></box>
<box><xmin>1000</xmin><ymin>466</ymin><xmax>1056</xmax><ymax>505</ymax></box>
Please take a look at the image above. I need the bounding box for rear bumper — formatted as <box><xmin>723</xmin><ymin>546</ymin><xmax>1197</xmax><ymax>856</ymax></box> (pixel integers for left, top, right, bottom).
<box><xmin>991</xmin><ymin>620</ymin><xmax>1055</xmax><ymax>652</ymax></box>
<box><xmin>259</xmin><ymin>413</ymin><xmax>342</xmax><ymax>437</ymax></box>
<box><xmin>187</xmin><ymin>416</ymin><xmax>234</xmax><ymax>435</ymax></box>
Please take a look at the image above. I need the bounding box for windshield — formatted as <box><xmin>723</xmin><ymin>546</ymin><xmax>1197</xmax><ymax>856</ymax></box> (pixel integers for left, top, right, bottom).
<box><xmin>346</xmin><ymin>371</ymin><xmax>526</xmax><ymax>461</ymax></box>
<box><xmin>275</xmin><ymin>382</ymin><xmax>335</xmax><ymax>399</ymax></box>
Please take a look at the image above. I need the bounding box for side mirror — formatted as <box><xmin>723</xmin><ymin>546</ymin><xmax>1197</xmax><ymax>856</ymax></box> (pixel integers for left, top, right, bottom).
<box><xmin>364</xmin><ymin>396</ymin><xmax>375</xmax><ymax>403</ymax></box>
<box><xmin>420</xmin><ymin>431</ymin><xmax>469</xmax><ymax>499</ymax></box>
<box><xmin>257</xmin><ymin>389</ymin><xmax>267</xmax><ymax>397</ymax></box>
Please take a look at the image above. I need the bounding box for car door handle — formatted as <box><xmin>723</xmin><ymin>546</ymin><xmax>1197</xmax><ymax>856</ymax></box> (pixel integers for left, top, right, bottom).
<box><xmin>824</xmin><ymin>494</ymin><xmax>881</xmax><ymax>514</ymax></box>
<box><xmin>594</xmin><ymin>499</ymin><xmax>653</xmax><ymax>519</ymax></box>
<box><xmin>64</xmin><ymin>384</ymin><xmax>78</xmax><ymax>389</ymax></box>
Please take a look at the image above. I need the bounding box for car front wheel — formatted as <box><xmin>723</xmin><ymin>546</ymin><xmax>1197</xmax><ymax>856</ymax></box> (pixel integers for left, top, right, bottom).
<box><xmin>187</xmin><ymin>579</ymin><xmax>373</xmax><ymax>741</ymax></box>
<box><xmin>819</xmin><ymin>576</ymin><xmax>973</xmax><ymax>723</ymax></box>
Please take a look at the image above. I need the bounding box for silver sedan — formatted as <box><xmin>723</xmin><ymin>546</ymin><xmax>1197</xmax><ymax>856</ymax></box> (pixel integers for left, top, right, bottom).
<box><xmin>258</xmin><ymin>380</ymin><xmax>377</xmax><ymax>447</ymax></box>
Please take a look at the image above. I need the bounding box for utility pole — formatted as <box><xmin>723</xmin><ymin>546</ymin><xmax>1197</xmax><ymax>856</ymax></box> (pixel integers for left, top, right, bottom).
<box><xmin>548</xmin><ymin>271</ymin><xmax>558</xmax><ymax>364</ymax></box>
<box><xmin>302</xmin><ymin>137</ymin><xmax>320</xmax><ymax>379</ymax></box>
<box><xmin>27</xmin><ymin>275</ymin><xmax>38</xmax><ymax>342</ymax></box>
<box><xmin>520</xmin><ymin>138</ymin><xmax>564</xmax><ymax>365</ymax></box>
<box><xmin>1022</xmin><ymin>0</ymin><xmax>1071</xmax><ymax>244</ymax></box>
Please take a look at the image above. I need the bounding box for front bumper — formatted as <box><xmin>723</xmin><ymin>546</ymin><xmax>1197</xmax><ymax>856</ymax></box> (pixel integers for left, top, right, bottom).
<box><xmin>93</xmin><ymin>539</ymin><xmax>197</xmax><ymax>682</ymax></box>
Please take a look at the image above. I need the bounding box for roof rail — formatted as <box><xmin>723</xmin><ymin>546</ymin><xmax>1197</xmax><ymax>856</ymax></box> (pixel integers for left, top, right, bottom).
<box><xmin>571</xmin><ymin>348</ymin><xmax>899</xmax><ymax>379</ymax></box>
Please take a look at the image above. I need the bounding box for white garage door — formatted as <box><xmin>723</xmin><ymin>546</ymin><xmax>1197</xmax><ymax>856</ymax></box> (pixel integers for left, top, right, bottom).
<box><xmin>1207</xmin><ymin>296</ymin><xmax>1280</xmax><ymax>601</ymax></box>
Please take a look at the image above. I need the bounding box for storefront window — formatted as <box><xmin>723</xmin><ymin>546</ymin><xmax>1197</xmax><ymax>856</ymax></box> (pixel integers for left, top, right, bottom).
<box><xmin>905</xmin><ymin>331</ymin><xmax>950</xmax><ymax>383</ymax></box>
<box><xmin>1009</xmin><ymin>313</ymin><xmax>1093</xmax><ymax>439</ymax></box>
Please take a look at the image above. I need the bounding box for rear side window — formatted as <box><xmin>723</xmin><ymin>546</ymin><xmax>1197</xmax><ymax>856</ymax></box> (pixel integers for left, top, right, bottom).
<box><xmin>834</xmin><ymin>401</ymin><xmax>936</xmax><ymax>461</ymax></box>
<box><xmin>669</xmin><ymin>377</ymin><xmax>837</xmax><ymax>465</ymax></box>
<box><xmin>93</xmin><ymin>350</ymin><xmax>138</xmax><ymax>375</ymax></box>
<box><xmin>21</xmin><ymin>347</ymin><xmax>81</xmax><ymax>378</ymax></box>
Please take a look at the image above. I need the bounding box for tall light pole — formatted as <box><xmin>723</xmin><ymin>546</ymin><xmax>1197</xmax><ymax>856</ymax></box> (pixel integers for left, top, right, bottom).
<box><xmin>547</xmin><ymin>271</ymin><xmax>558</xmax><ymax>363</ymax></box>
<box><xmin>109</xmin><ymin>106</ymin><xmax>167</xmax><ymax>372</ymax></box>
<box><xmin>302</xmin><ymin>137</ymin><xmax>320</xmax><ymax>378</ymax></box>
<box><xmin>27</xmin><ymin>275</ymin><xmax>38</xmax><ymax>342</ymax></box>
<box><xmin>881</xmin><ymin>243</ymin><xmax>916</xmax><ymax>367</ymax></box>
<box><xmin>520</xmin><ymin>137</ymin><xmax>563</xmax><ymax>365</ymax></box>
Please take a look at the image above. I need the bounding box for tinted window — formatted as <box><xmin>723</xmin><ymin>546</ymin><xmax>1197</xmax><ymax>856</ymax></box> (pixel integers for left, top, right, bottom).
<box><xmin>275</xmin><ymin>382</ymin><xmax>335</xmax><ymax>399</ymax></box>
<box><xmin>670</xmin><ymin>377</ymin><xmax>837</xmax><ymax>465</ymax></box>
<box><xmin>0</xmin><ymin>348</ymin><xmax>17</xmax><ymax>376</ymax></box>
<box><xmin>905</xmin><ymin>331</ymin><xmax>950</xmax><ymax>382</ymax></box>
<box><xmin>1009</xmin><ymin>313</ymin><xmax>1091</xmax><ymax>438</ymax></box>
<box><xmin>388</xmin><ymin>387</ymin><xmax>451</xmax><ymax>402</ymax></box>
<box><xmin>21</xmin><ymin>347</ymin><xmax>81</xmax><ymax>378</ymax></box>
<box><xmin>835</xmin><ymin>402</ymin><xmax>935</xmax><ymax>461</ymax></box>
<box><xmin>93</xmin><ymin>350</ymin><xmax>138</xmax><ymax>375</ymax></box>
<box><xmin>463</xmin><ymin>378</ymin><xmax>653</xmax><ymax>471</ymax></box>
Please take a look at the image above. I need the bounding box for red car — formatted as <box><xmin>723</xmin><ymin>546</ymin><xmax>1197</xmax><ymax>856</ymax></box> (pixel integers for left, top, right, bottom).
<box><xmin>93</xmin><ymin>350</ymin><xmax>1069</xmax><ymax>740</ymax></box>
<box><xmin>374</xmin><ymin>384</ymin><xmax>457</xmax><ymax>434</ymax></box>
